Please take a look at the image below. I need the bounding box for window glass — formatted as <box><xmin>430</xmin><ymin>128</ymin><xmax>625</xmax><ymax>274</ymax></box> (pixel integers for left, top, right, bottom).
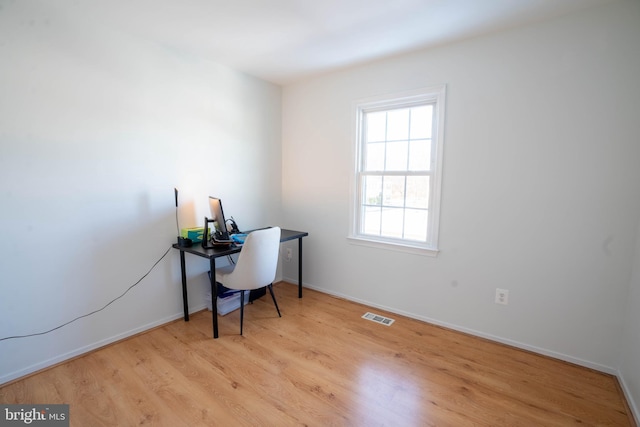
<box><xmin>386</xmin><ymin>109</ymin><xmax>410</xmax><ymax>141</ymax></box>
<box><xmin>366</xmin><ymin>111</ymin><xmax>387</xmax><ymax>142</ymax></box>
<box><xmin>365</xmin><ymin>142</ymin><xmax>385</xmax><ymax>171</ymax></box>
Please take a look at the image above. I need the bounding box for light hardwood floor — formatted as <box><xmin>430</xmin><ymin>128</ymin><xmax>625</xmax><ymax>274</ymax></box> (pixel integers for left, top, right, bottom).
<box><xmin>1</xmin><ymin>282</ymin><xmax>635</xmax><ymax>426</ymax></box>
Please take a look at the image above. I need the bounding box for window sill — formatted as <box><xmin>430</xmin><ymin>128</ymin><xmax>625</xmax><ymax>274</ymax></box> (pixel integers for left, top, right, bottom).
<box><xmin>347</xmin><ymin>235</ymin><xmax>440</xmax><ymax>257</ymax></box>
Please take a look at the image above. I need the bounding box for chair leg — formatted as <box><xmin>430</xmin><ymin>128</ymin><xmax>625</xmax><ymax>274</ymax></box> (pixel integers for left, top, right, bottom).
<box><xmin>267</xmin><ymin>284</ymin><xmax>281</xmax><ymax>318</ymax></box>
<box><xmin>239</xmin><ymin>291</ymin><xmax>245</xmax><ymax>335</ymax></box>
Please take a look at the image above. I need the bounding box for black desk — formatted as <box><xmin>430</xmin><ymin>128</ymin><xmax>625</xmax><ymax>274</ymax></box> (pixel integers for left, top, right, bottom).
<box><xmin>172</xmin><ymin>228</ymin><xmax>308</xmax><ymax>338</ymax></box>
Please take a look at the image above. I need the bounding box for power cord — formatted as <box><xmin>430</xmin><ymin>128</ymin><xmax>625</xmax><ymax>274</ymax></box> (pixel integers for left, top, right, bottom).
<box><xmin>0</xmin><ymin>246</ymin><xmax>173</xmax><ymax>342</ymax></box>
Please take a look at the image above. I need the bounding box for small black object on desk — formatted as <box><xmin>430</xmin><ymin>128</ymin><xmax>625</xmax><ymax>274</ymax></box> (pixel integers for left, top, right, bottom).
<box><xmin>177</xmin><ymin>236</ymin><xmax>192</xmax><ymax>247</ymax></box>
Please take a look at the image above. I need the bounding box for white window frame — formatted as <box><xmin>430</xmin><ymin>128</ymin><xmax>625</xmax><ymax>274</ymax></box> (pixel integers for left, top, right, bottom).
<box><xmin>349</xmin><ymin>85</ymin><xmax>446</xmax><ymax>256</ymax></box>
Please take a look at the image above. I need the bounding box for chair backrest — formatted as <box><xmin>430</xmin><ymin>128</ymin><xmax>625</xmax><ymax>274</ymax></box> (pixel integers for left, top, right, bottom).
<box><xmin>222</xmin><ymin>227</ymin><xmax>281</xmax><ymax>290</ymax></box>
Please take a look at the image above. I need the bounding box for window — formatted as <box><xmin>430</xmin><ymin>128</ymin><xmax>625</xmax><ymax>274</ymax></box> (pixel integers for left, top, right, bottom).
<box><xmin>350</xmin><ymin>86</ymin><xmax>446</xmax><ymax>255</ymax></box>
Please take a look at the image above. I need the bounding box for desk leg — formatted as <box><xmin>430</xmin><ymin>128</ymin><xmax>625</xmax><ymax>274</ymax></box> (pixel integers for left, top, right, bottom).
<box><xmin>298</xmin><ymin>237</ymin><xmax>303</xmax><ymax>298</ymax></box>
<box><xmin>180</xmin><ymin>250</ymin><xmax>189</xmax><ymax>321</ymax></box>
<box><xmin>210</xmin><ymin>257</ymin><xmax>219</xmax><ymax>338</ymax></box>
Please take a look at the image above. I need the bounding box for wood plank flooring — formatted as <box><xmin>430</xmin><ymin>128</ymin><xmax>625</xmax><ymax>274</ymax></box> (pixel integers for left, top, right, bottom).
<box><xmin>1</xmin><ymin>282</ymin><xmax>635</xmax><ymax>426</ymax></box>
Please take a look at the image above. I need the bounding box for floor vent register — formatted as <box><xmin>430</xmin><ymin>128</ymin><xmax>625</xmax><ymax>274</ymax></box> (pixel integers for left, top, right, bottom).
<box><xmin>362</xmin><ymin>312</ymin><xmax>395</xmax><ymax>326</ymax></box>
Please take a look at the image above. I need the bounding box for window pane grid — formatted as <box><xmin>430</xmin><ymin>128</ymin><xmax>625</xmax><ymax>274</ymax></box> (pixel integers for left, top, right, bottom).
<box><xmin>353</xmin><ymin>87</ymin><xmax>444</xmax><ymax>252</ymax></box>
<box><xmin>360</xmin><ymin>206</ymin><xmax>430</xmax><ymax>242</ymax></box>
<box><xmin>363</xmin><ymin>105</ymin><xmax>434</xmax><ymax>173</ymax></box>
<box><xmin>358</xmin><ymin>172</ymin><xmax>431</xmax><ymax>243</ymax></box>
<box><xmin>359</xmin><ymin>103</ymin><xmax>434</xmax><ymax>243</ymax></box>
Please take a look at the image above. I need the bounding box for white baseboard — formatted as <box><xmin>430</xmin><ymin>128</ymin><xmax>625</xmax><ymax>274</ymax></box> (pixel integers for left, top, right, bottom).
<box><xmin>617</xmin><ymin>371</ymin><xmax>640</xmax><ymax>426</ymax></box>
<box><xmin>0</xmin><ymin>304</ymin><xmax>208</xmax><ymax>386</ymax></box>
<box><xmin>6</xmin><ymin>280</ymin><xmax>639</xmax><ymax>425</ymax></box>
<box><xmin>292</xmin><ymin>280</ymin><xmax>617</xmax><ymax>374</ymax></box>
<box><xmin>292</xmin><ymin>280</ymin><xmax>640</xmax><ymax>421</ymax></box>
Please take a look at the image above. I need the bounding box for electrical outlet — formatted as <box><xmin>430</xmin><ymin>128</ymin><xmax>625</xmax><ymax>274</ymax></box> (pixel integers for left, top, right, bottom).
<box><xmin>495</xmin><ymin>288</ymin><xmax>509</xmax><ymax>305</ymax></box>
<box><xmin>285</xmin><ymin>248</ymin><xmax>292</xmax><ymax>262</ymax></box>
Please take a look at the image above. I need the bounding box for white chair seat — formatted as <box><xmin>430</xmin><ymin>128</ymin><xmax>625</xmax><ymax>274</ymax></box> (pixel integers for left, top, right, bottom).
<box><xmin>216</xmin><ymin>264</ymin><xmax>235</xmax><ymax>281</ymax></box>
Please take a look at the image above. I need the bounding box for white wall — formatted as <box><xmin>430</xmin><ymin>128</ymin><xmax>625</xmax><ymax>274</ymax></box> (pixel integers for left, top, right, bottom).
<box><xmin>0</xmin><ymin>1</ymin><xmax>281</xmax><ymax>383</ymax></box>
<box><xmin>282</xmin><ymin>0</ymin><xmax>640</xmax><ymax>379</ymax></box>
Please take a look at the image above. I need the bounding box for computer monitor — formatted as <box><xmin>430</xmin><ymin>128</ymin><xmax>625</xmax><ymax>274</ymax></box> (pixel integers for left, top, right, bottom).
<box><xmin>208</xmin><ymin>197</ymin><xmax>231</xmax><ymax>241</ymax></box>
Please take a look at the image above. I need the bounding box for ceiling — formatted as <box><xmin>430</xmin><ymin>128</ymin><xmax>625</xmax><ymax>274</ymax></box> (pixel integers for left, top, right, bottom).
<box><xmin>56</xmin><ymin>0</ymin><xmax>614</xmax><ymax>85</ymax></box>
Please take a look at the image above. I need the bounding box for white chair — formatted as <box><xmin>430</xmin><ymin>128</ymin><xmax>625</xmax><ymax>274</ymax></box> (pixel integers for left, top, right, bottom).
<box><xmin>215</xmin><ymin>227</ymin><xmax>282</xmax><ymax>335</ymax></box>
